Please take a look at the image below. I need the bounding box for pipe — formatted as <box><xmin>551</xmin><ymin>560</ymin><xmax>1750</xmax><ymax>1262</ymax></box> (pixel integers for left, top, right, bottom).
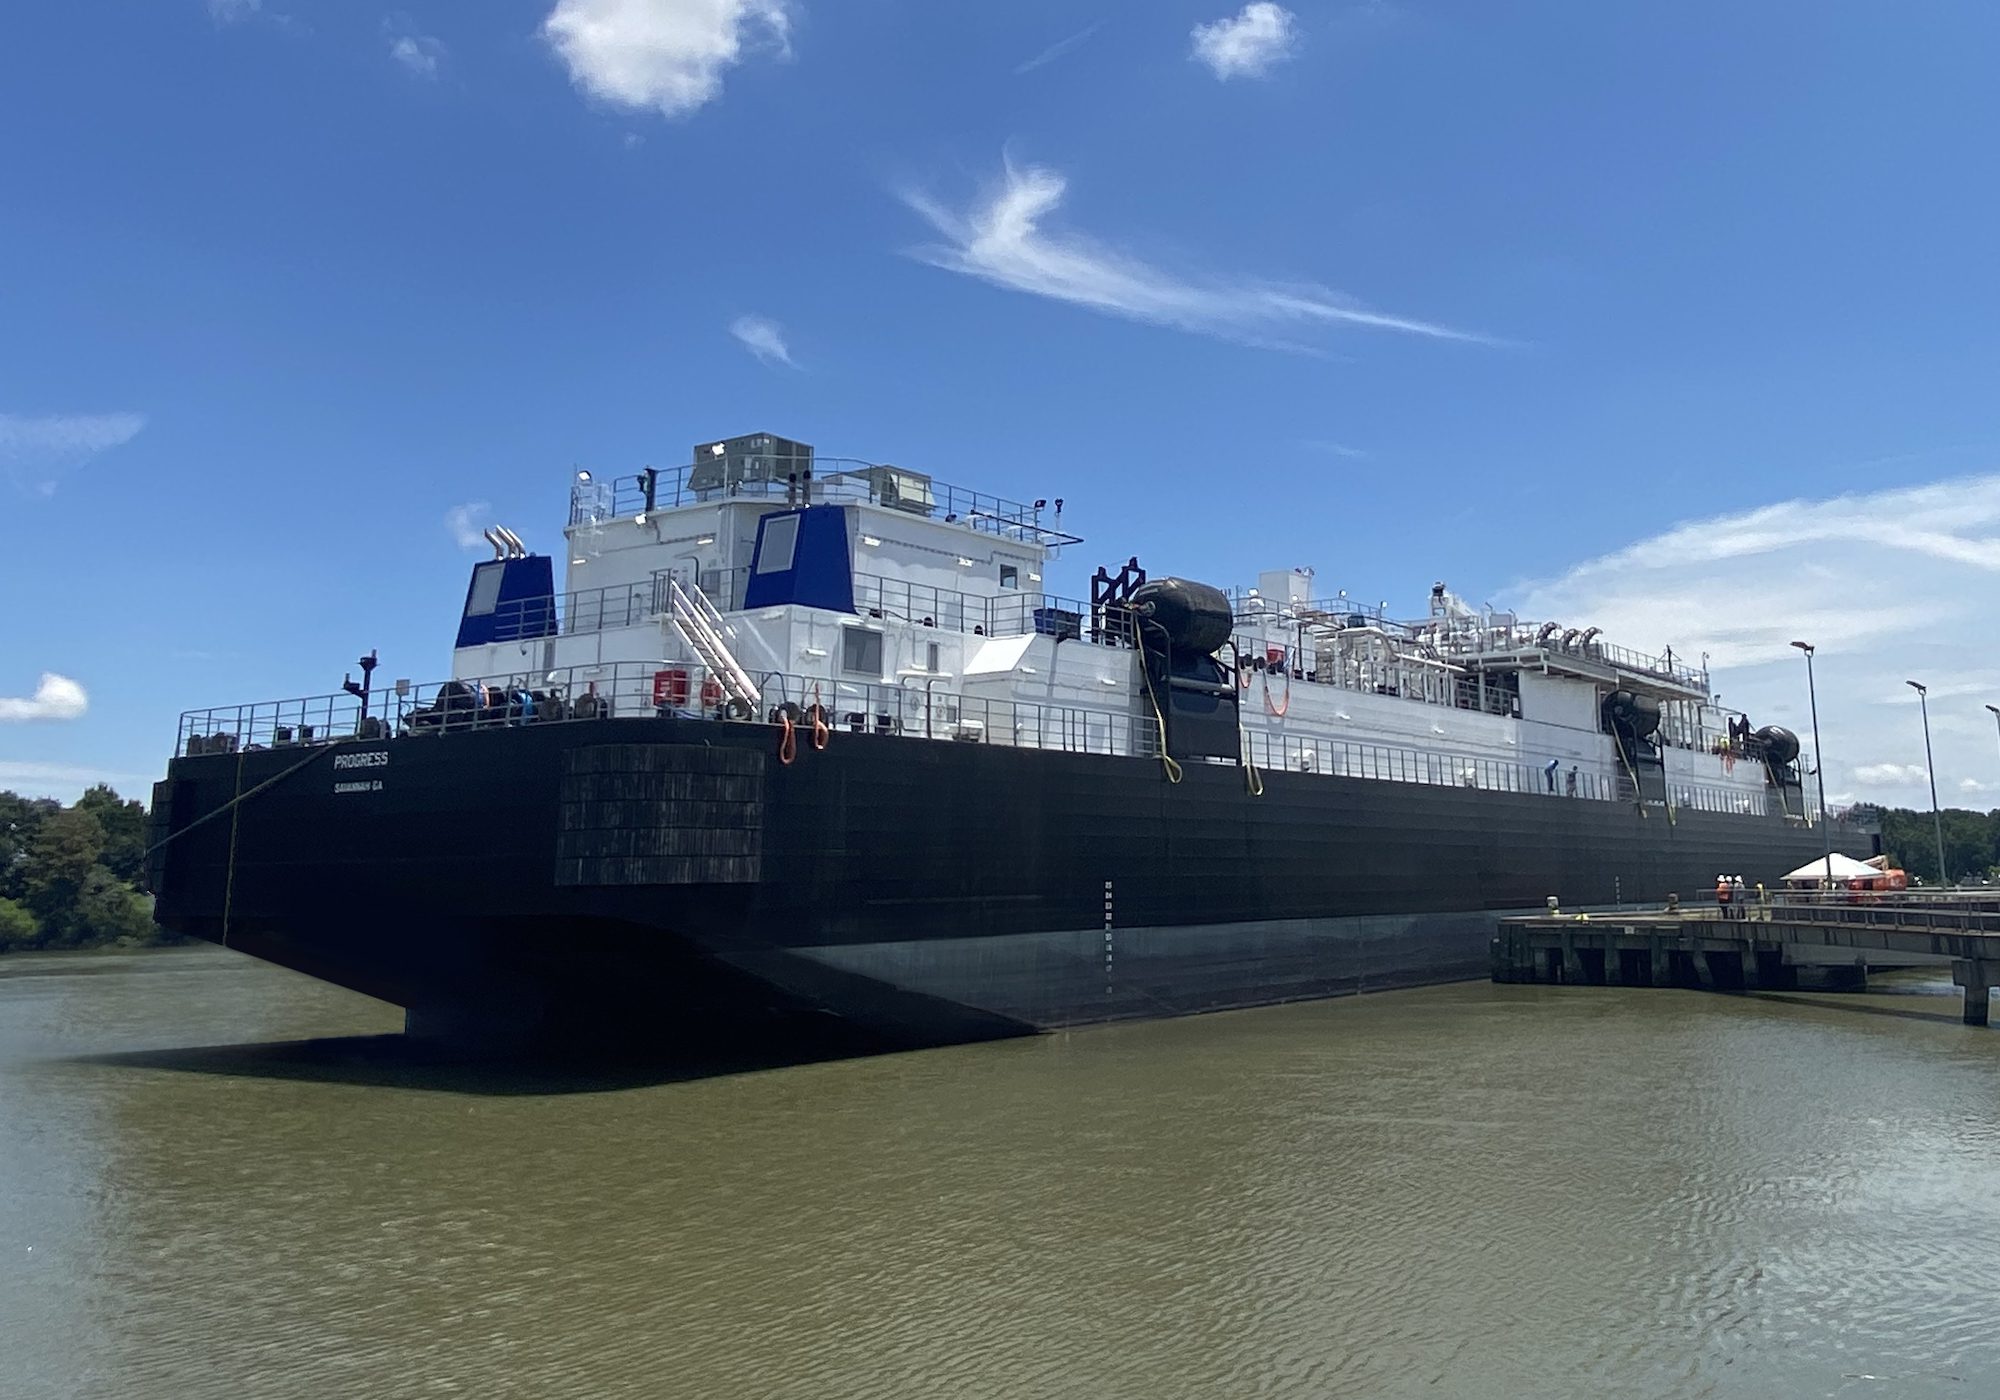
<box><xmin>482</xmin><ymin>529</ymin><xmax>506</xmax><ymax>561</ymax></box>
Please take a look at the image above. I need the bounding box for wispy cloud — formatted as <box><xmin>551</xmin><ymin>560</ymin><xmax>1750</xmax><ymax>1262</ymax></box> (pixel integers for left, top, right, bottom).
<box><xmin>207</xmin><ymin>0</ymin><xmax>261</xmax><ymax>24</ymax></box>
<box><xmin>901</xmin><ymin>157</ymin><xmax>1491</xmax><ymax>352</ymax></box>
<box><xmin>445</xmin><ymin>502</ymin><xmax>492</xmax><ymax>550</ymax></box>
<box><xmin>1191</xmin><ymin>3</ymin><xmax>1298</xmax><ymax>80</ymax></box>
<box><xmin>0</xmin><ymin>411</ymin><xmax>146</xmax><ymax>497</ymax></box>
<box><xmin>1514</xmin><ymin>472</ymin><xmax>2000</xmax><ymax>812</ymax></box>
<box><xmin>1299</xmin><ymin>439</ymin><xmax>1369</xmax><ymax>459</ymax></box>
<box><xmin>0</xmin><ymin>761</ymin><xmax>146</xmax><ymax>803</ymax></box>
<box><xmin>542</xmin><ymin>0</ymin><xmax>791</xmax><ymax>119</ymax></box>
<box><xmin>0</xmin><ymin>674</ymin><xmax>89</xmax><ymax>724</ymax></box>
<box><xmin>385</xmin><ymin>16</ymin><xmax>446</xmax><ymax>78</ymax></box>
<box><xmin>1016</xmin><ymin>21</ymin><xmax>1102</xmax><ymax>75</ymax></box>
<box><xmin>729</xmin><ymin>314</ymin><xmax>797</xmax><ymax>368</ymax></box>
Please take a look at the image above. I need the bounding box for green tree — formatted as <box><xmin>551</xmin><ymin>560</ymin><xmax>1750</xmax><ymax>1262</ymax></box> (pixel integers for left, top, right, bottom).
<box><xmin>75</xmin><ymin>784</ymin><xmax>146</xmax><ymax>883</ymax></box>
<box><xmin>0</xmin><ymin>897</ymin><xmax>40</xmax><ymax>951</ymax></box>
<box><xmin>73</xmin><ymin>869</ymin><xmax>155</xmax><ymax>945</ymax></box>
<box><xmin>0</xmin><ymin>792</ymin><xmax>60</xmax><ymax>902</ymax></box>
<box><xmin>22</xmin><ymin>807</ymin><xmax>105</xmax><ymax>946</ymax></box>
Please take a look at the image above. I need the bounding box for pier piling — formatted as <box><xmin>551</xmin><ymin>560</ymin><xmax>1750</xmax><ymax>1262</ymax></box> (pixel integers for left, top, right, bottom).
<box><xmin>1954</xmin><ymin>960</ymin><xmax>1992</xmax><ymax>1027</ymax></box>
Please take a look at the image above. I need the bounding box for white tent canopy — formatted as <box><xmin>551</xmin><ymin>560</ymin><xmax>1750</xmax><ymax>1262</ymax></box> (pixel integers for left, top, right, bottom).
<box><xmin>1779</xmin><ymin>853</ymin><xmax>1882</xmax><ymax>883</ymax></box>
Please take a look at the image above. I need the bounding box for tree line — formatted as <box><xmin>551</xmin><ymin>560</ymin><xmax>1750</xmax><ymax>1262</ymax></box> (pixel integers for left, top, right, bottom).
<box><xmin>0</xmin><ymin>786</ymin><xmax>168</xmax><ymax>952</ymax></box>
<box><xmin>1851</xmin><ymin>804</ymin><xmax>2000</xmax><ymax>886</ymax></box>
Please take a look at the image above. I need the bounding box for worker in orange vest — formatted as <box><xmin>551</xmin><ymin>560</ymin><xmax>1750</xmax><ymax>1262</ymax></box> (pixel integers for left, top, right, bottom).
<box><xmin>1715</xmin><ymin>874</ymin><xmax>1733</xmax><ymax>919</ymax></box>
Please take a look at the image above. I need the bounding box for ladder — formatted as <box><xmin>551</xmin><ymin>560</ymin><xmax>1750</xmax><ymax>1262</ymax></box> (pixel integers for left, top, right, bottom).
<box><xmin>668</xmin><ymin>576</ymin><xmax>762</xmax><ymax>711</ymax></box>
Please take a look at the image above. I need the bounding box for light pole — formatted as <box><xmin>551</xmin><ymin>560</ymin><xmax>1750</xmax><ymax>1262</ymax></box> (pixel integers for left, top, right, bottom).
<box><xmin>1907</xmin><ymin>680</ymin><xmax>1947</xmax><ymax>886</ymax></box>
<box><xmin>1986</xmin><ymin>703</ymin><xmax>1999</xmax><ymax>765</ymax></box>
<box><xmin>1791</xmin><ymin>641</ymin><xmax>1832</xmax><ymax>884</ymax></box>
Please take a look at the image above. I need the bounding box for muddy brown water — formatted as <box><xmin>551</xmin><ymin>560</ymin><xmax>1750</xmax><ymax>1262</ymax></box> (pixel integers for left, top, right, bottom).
<box><xmin>3</xmin><ymin>946</ymin><xmax>1997</xmax><ymax>1399</ymax></box>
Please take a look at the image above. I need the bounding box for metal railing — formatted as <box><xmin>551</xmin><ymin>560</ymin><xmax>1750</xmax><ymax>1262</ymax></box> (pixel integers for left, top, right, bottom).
<box><xmin>1241</xmin><ymin>730</ymin><xmax>1622</xmax><ymax>800</ymax></box>
<box><xmin>1760</xmin><ymin>895</ymin><xmax>2000</xmax><ymax>934</ymax></box>
<box><xmin>174</xmin><ymin>663</ymin><xmax>1155</xmax><ymax>761</ymax></box>
<box><xmin>852</xmin><ymin>575</ymin><xmax>1102</xmax><ymax>643</ymax></box>
<box><xmin>572</xmin><ymin>460</ymin><xmax>1080</xmax><ymax>546</ymax></box>
<box><xmin>487</xmin><ymin>581</ymin><xmax>660</xmax><ymax>644</ymax></box>
<box><xmin>474</xmin><ymin>568</ymin><xmax>1122</xmax><ymax>649</ymax></box>
<box><xmin>1231</xmin><ymin>593</ymin><xmax>1708</xmax><ymax>692</ymax></box>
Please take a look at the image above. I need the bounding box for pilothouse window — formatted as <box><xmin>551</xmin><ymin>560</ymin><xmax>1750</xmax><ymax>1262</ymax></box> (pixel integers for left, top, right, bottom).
<box><xmin>756</xmin><ymin>514</ymin><xmax>800</xmax><ymax>574</ymax></box>
<box><xmin>1000</xmin><ymin>564</ymin><xmax>1019</xmax><ymax>590</ymax></box>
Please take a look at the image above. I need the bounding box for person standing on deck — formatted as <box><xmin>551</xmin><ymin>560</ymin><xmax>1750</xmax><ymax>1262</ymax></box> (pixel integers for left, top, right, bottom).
<box><xmin>1716</xmin><ymin>874</ymin><xmax>1733</xmax><ymax>920</ymax></box>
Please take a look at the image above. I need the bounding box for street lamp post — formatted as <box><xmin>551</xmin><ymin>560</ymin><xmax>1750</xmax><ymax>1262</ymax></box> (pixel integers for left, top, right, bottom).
<box><xmin>1986</xmin><ymin>703</ymin><xmax>1999</xmax><ymax>765</ymax></box>
<box><xmin>1906</xmin><ymin>680</ymin><xmax>1947</xmax><ymax>886</ymax></box>
<box><xmin>1790</xmin><ymin>641</ymin><xmax>1832</xmax><ymax>884</ymax></box>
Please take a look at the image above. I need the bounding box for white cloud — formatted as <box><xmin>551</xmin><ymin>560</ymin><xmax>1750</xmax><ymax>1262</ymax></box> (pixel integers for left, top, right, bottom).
<box><xmin>1191</xmin><ymin>3</ymin><xmax>1298</xmax><ymax>80</ymax></box>
<box><xmin>386</xmin><ymin>19</ymin><xmax>446</xmax><ymax>78</ymax></box>
<box><xmin>1960</xmin><ymin>777</ymin><xmax>1995</xmax><ymax>796</ymax></box>
<box><xmin>728</xmin><ymin>314</ymin><xmax>796</xmax><ymax>367</ymax></box>
<box><xmin>0</xmin><ymin>761</ymin><xmax>146</xmax><ymax>803</ymax></box>
<box><xmin>0</xmin><ymin>674</ymin><xmax>89</xmax><ymax>724</ymax></box>
<box><xmin>1854</xmin><ymin>763</ymin><xmax>1930</xmax><ymax>788</ymax></box>
<box><xmin>1513</xmin><ymin>472</ymin><xmax>2000</xmax><ymax>813</ymax></box>
<box><xmin>208</xmin><ymin>0</ymin><xmax>261</xmax><ymax>23</ymax></box>
<box><xmin>1016</xmin><ymin>22</ymin><xmax>1102</xmax><ymax>75</ymax></box>
<box><xmin>0</xmin><ymin>411</ymin><xmax>146</xmax><ymax>497</ymax></box>
<box><xmin>902</xmin><ymin>157</ymin><xmax>1489</xmax><ymax>353</ymax></box>
<box><xmin>445</xmin><ymin>502</ymin><xmax>492</xmax><ymax>550</ymax></box>
<box><xmin>542</xmin><ymin>0</ymin><xmax>791</xmax><ymax>119</ymax></box>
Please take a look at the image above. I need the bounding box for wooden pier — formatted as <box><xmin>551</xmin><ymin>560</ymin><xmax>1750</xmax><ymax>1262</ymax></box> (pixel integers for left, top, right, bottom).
<box><xmin>1493</xmin><ymin>900</ymin><xmax>2000</xmax><ymax>1025</ymax></box>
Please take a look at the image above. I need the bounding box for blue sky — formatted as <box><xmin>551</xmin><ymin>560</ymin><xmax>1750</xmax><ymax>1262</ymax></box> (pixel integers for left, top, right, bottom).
<box><xmin>4</xmin><ymin>0</ymin><xmax>1999</xmax><ymax>812</ymax></box>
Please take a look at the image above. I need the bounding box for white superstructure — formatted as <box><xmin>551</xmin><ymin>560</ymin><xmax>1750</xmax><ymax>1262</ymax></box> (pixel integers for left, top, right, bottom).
<box><xmin>445</xmin><ymin>434</ymin><xmax>1805</xmax><ymax>822</ymax></box>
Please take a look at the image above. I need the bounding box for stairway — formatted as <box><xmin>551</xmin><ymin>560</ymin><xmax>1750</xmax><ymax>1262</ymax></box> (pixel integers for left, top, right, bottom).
<box><xmin>667</xmin><ymin>576</ymin><xmax>762</xmax><ymax>711</ymax></box>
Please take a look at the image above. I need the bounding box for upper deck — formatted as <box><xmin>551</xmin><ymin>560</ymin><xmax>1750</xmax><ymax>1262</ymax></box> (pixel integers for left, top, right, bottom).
<box><xmin>570</xmin><ymin>457</ymin><xmax>1082</xmax><ymax>550</ymax></box>
<box><xmin>1229</xmin><ymin>586</ymin><xmax>1711</xmax><ymax>702</ymax></box>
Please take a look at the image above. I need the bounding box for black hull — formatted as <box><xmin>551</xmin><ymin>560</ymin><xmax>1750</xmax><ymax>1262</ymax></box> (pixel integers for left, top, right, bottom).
<box><xmin>150</xmin><ymin>719</ymin><xmax>1868</xmax><ymax>1046</ymax></box>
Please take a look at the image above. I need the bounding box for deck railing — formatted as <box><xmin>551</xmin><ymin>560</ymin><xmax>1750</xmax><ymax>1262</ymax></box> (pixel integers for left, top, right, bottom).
<box><xmin>571</xmin><ymin>460</ymin><xmax>1079</xmax><ymax>546</ymax></box>
<box><xmin>474</xmin><ymin>570</ymin><xmax>1120</xmax><ymax>649</ymax></box>
<box><xmin>173</xmin><ymin>663</ymin><xmax>1156</xmax><ymax>762</ymax></box>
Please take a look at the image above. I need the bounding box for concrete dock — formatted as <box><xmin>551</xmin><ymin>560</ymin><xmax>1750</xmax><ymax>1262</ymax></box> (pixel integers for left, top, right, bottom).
<box><xmin>1494</xmin><ymin>900</ymin><xmax>2000</xmax><ymax>1025</ymax></box>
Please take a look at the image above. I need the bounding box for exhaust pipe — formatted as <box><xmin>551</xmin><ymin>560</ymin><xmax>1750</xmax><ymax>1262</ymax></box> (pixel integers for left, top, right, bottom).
<box><xmin>482</xmin><ymin>528</ymin><xmax>506</xmax><ymax>560</ymax></box>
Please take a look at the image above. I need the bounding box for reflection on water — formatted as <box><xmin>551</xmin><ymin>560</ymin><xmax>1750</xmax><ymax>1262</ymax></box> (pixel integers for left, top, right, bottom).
<box><xmin>3</xmin><ymin>946</ymin><xmax>1998</xmax><ymax>1399</ymax></box>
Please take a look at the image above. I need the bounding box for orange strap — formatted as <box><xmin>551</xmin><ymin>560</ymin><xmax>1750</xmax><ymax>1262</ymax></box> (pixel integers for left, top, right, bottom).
<box><xmin>779</xmin><ymin>713</ymin><xmax>797</xmax><ymax>766</ymax></box>
<box><xmin>811</xmin><ymin>684</ymin><xmax>830</xmax><ymax>750</ymax></box>
<box><xmin>1264</xmin><ymin>668</ymin><xmax>1291</xmax><ymax>718</ymax></box>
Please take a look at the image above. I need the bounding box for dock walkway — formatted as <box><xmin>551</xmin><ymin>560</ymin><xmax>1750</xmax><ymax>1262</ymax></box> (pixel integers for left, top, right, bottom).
<box><xmin>1494</xmin><ymin>899</ymin><xmax>2000</xmax><ymax>1024</ymax></box>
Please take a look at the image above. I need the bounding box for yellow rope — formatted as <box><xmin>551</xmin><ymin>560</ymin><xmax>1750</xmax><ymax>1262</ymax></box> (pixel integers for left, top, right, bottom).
<box><xmin>1611</xmin><ymin>736</ymin><xmax>1648</xmax><ymax>820</ymax></box>
<box><xmin>143</xmin><ymin>746</ymin><xmax>330</xmax><ymax>946</ymax></box>
<box><xmin>1136</xmin><ymin>635</ymin><xmax>1182</xmax><ymax>784</ymax></box>
<box><xmin>221</xmin><ymin>747</ymin><xmax>247</xmax><ymax>947</ymax></box>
